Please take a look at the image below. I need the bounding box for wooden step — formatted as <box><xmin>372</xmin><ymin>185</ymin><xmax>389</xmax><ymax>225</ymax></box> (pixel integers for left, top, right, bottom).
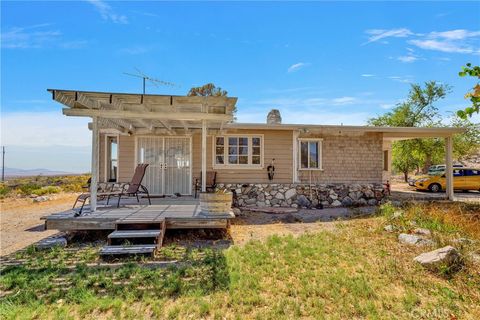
<box><xmin>108</xmin><ymin>229</ymin><xmax>161</xmax><ymax>239</ymax></box>
<box><xmin>100</xmin><ymin>244</ymin><xmax>157</xmax><ymax>256</ymax></box>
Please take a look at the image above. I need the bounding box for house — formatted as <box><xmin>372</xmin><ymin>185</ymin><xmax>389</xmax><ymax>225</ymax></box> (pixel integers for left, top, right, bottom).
<box><xmin>49</xmin><ymin>89</ymin><xmax>463</xmax><ymax>209</ymax></box>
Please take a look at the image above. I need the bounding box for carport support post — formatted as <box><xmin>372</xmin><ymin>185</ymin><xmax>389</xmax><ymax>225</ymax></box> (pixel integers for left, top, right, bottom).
<box><xmin>90</xmin><ymin>116</ymin><xmax>99</xmax><ymax>211</ymax></box>
<box><xmin>201</xmin><ymin>119</ymin><xmax>207</xmax><ymax>192</ymax></box>
<box><xmin>445</xmin><ymin>135</ymin><xmax>454</xmax><ymax>201</ymax></box>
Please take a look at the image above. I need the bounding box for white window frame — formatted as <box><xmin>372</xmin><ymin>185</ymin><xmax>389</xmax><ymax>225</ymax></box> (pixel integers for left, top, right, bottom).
<box><xmin>104</xmin><ymin>134</ymin><xmax>119</xmax><ymax>182</ymax></box>
<box><xmin>212</xmin><ymin>134</ymin><xmax>264</xmax><ymax>169</ymax></box>
<box><xmin>298</xmin><ymin>138</ymin><xmax>323</xmax><ymax>170</ymax></box>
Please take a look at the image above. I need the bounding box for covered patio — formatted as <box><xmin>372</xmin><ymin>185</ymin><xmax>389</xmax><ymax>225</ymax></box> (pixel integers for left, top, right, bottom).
<box><xmin>47</xmin><ymin>88</ymin><xmax>238</xmax><ymax>211</ymax></box>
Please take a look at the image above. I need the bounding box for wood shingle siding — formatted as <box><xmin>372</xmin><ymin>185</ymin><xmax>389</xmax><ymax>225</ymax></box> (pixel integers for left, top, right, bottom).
<box><xmin>298</xmin><ymin>132</ymin><xmax>383</xmax><ymax>184</ymax></box>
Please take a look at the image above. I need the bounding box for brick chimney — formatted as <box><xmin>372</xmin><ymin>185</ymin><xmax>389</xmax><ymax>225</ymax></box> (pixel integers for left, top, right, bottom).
<box><xmin>267</xmin><ymin>109</ymin><xmax>282</xmax><ymax>124</ymax></box>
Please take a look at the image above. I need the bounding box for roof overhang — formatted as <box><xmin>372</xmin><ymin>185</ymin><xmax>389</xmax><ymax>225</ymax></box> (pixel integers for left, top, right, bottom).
<box><xmin>223</xmin><ymin>123</ymin><xmax>465</xmax><ymax>139</ymax></box>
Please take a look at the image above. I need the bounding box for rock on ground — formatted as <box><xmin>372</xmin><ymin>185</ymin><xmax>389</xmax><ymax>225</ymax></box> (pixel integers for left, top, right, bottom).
<box><xmin>33</xmin><ymin>196</ymin><xmax>50</xmax><ymax>203</ymax></box>
<box><xmin>384</xmin><ymin>225</ymin><xmax>394</xmax><ymax>232</ymax></box>
<box><xmin>413</xmin><ymin>228</ymin><xmax>431</xmax><ymax>236</ymax></box>
<box><xmin>413</xmin><ymin>246</ymin><xmax>461</xmax><ymax>271</ymax></box>
<box><xmin>398</xmin><ymin>233</ymin><xmax>435</xmax><ymax>246</ymax></box>
<box><xmin>35</xmin><ymin>237</ymin><xmax>67</xmax><ymax>250</ymax></box>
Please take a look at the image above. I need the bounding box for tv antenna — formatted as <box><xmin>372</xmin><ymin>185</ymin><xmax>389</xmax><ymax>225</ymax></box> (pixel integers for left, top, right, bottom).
<box><xmin>123</xmin><ymin>68</ymin><xmax>178</xmax><ymax>94</ymax></box>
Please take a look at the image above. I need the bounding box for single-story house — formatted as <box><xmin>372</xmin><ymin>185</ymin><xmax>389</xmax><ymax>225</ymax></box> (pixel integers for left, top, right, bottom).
<box><xmin>48</xmin><ymin>89</ymin><xmax>463</xmax><ymax>210</ymax></box>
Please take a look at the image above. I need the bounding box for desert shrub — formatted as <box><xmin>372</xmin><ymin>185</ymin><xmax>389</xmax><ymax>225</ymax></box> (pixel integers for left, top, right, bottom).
<box><xmin>32</xmin><ymin>186</ymin><xmax>61</xmax><ymax>196</ymax></box>
<box><xmin>17</xmin><ymin>183</ymin><xmax>42</xmax><ymax>195</ymax></box>
<box><xmin>0</xmin><ymin>184</ymin><xmax>11</xmax><ymax>198</ymax></box>
<box><xmin>377</xmin><ymin>202</ymin><xmax>398</xmax><ymax>219</ymax></box>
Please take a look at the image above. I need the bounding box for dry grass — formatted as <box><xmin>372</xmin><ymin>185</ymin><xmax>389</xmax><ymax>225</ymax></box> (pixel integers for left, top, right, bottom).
<box><xmin>409</xmin><ymin>202</ymin><xmax>480</xmax><ymax>240</ymax></box>
<box><xmin>0</xmin><ymin>174</ymin><xmax>89</xmax><ymax>199</ymax></box>
<box><xmin>1</xmin><ymin>202</ymin><xmax>479</xmax><ymax>319</ymax></box>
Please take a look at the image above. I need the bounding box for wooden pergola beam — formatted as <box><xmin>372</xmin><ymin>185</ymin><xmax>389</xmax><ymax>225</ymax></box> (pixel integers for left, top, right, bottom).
<box><xmin>63</xmin><ymin>108</ymin><xmax>232</xmax><ymax>121</ymax></box>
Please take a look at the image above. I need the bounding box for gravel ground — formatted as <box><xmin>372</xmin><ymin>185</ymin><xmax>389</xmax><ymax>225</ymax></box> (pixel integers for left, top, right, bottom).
<box><xmin>0</xmin><ymin>193</ymin><xmax>79</xmax><ymax>256</ymax></box>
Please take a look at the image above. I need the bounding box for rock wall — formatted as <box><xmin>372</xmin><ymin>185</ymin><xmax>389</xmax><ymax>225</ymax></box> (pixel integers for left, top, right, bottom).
<box><xmin>216</xmin><ymin>183</ymin><xmax>386</xmax><ymax>208</ymax></box>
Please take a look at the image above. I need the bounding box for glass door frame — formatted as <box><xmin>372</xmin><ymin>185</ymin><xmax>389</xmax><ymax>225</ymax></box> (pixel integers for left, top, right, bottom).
<box><xmin>135</xmin><ymin>135</ymin><xmax>192</xmax><ymax>196</ymax></box>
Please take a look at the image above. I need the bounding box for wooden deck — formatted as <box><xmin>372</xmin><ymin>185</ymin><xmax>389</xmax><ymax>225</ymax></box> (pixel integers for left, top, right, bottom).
<box><xmin>42</xmin><ymin>203</ymin><xmax>234</xmax><ymax>231</ymax></box>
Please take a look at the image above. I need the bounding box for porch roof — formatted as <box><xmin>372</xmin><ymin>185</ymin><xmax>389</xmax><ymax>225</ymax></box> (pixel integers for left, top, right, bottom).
<box><xmin>48</xmin><ymin>89</ymin><xmax>238</xmax><ymax>134</ymax></box>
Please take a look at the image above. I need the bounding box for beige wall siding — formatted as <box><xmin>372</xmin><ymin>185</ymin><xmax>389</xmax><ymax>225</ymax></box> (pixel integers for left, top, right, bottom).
<box><xmin>298</xmin><ymin>132</ymin><xmax>383</xmax><ymax>184</ymax></box>
<box><xmin>118</xmin><ymin>135</ymin><xmax>135</xmax><ymax>182</ymax></box>
<box><xmin>192</xmin><ymin>129</ymin><xmax>294</xmax><ymax>184</ymax></box>
<box><xmin>109</xmin><ymin>130</ymin><xmax>384</xmax><ymax>190</ymax></box>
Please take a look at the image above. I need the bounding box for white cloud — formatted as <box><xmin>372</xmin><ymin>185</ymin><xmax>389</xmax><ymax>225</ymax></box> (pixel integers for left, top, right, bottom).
<box><xmin>364</xmin><ymin>27</ymin><xmax>480</xmax><ymax>55</ymax></box>
<box><xmin>361</xmin><ymin>74</ymin><xmax>375</xmax><ymax>77</ymax></box>
<box><xmin>1</xmin><ymin>24</ymin><xmax>61</xmax><ymax>49</ymax></box>
<box><xmin>397</xmin><ymin>55</ymin><xmax>418</xmax><ymax>63</ymax></box>
<box><xmin>1</xmin><ymin>111</ymin><xmax>91</xmax><ymax>147</ymax></box>
<box><xmin>429</xmin><ymin>29</ymin><xmax>480</xmax><ymax>40</ymax></box>
<box><xmin>388</xmin><ymin>75</ymin><xmax>414</xmax><ymax>84</ymax></box>
<box><xmin>1</xmin><ymin>24</ymin><xmax>88</xmax><ymax>50</ymax></box>
<box><xmin>287</xmin><ymin>62</ymin><xmax>310</xmax><ymax>73</ymax></box>
<box><xmin>331</xmin><ymin>97</ymin><xmax>357</xmax><ymax>105</ymax></box>
<box><xmin>364</xmin><ymin>28</ymin><xmax>413</xmax><ymax>44</ymax></box>
<box><xmin>86</xmin><ymin>0</ymin><xmax>128</xmax><ymax>24</ymax></box>
<box><xmin>408</xmin><ymin>39</ymin><xmax>477</xmax><ymax>54</ymax></box>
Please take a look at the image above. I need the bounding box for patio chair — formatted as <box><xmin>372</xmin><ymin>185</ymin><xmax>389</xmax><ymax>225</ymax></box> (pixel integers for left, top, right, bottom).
<box><xmin>73</xmin><ymin>164</ymin><xmax>151</xmax><ymax>215</ymax></box>
<box><xmin>194</xmin><ymin>171</ymin><xmax>217</xmax><ymax>198</ymax></box>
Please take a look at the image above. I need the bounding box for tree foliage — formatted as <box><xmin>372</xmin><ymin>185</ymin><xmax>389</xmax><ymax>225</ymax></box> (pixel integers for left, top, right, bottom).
<box><xmin>369</xmin><ymin>81</ymin><xmax>456</xmax><ymax>181</ymax></box>
<box><xmin>457</xmin><ymin>63</ymin><xmax>480</xmax><ymax>119</ymax></box>
<box><xmin>187</xmin><ymin>83</ymin><xmax>237</xmax><ymax>119</ymax></box>
<box><xmin>187</xmin><ymin>83</ymin><xmax>228</xmax><ymax>97</ymax></box>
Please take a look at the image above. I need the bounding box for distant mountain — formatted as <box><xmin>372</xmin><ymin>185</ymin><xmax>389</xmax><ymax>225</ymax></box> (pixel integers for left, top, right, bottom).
<box><xmin>1</xmin><ymin>167</ymin><xmax>79</xmax><ymax>177</ymax></box>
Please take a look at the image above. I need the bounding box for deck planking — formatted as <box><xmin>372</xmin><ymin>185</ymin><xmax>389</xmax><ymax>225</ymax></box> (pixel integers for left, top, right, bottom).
<box><xmin>42</xmin><ymin>204</ymin><xmax>234</xmax><ymax>231</ymax></box>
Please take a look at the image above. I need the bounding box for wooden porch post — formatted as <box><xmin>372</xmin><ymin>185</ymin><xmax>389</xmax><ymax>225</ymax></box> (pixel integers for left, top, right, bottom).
<box><xmin>90</xmin><ymin>116</ymin><xmax>99</xmax><ymax>211</ymax></box>
<box><xmin>445</xmin><ymin>135</ymin><xmax>454</xmax><ymax>201</ymax></box>
<box><xmin>201</xmin><ymin>119</ymin><xmax>207</xmax><ymax>192</ymax></box>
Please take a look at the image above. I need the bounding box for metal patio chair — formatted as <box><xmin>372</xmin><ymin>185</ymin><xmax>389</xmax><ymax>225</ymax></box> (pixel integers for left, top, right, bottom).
<box><xmin>73</xmin><ymin>164</ymin><xmax>151</xmax><ymax>215</ymax></box>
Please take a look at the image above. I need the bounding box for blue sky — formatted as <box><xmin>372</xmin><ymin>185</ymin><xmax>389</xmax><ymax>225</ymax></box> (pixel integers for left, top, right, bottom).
<box><xmin>2</xmin><ymin>1</ymin><xmax>480</xmax><ymax>171</ymax></box>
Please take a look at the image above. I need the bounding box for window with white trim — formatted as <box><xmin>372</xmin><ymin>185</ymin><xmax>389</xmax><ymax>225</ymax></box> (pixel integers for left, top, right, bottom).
<box><xmin>214</xmin><ymin>136</ymin><xmax>262</xmax><ymax>167</ymax></box>
<box><xmin>298</xmin><ymin>139</ymin><xmax>322</xmax><ymax>169</ymax></box>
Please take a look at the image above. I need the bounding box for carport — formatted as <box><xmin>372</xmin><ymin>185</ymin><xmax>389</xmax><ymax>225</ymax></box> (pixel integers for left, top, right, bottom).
<box><xmin>382</xmin><ymin>127</ymin><xmax>465</xmax><ymax>201</ymax></box>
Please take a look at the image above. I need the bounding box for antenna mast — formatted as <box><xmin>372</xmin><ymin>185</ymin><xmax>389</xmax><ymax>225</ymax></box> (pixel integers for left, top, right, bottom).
<box><xmin>123</xmin><ymin>68</ymin><xmax>178</xmax><ymax>94</ymax></box>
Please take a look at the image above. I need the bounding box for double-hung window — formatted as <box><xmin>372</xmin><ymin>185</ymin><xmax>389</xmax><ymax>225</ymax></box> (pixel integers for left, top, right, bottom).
<box><xmin>298</xmin><ymin>139</ymin><xmax>322</xmax><ymax>170</ymax></box>
<box><xmin>214</xmin><ymin>135</ymin><xmax>262</xmax><ymax>167</ymax></box>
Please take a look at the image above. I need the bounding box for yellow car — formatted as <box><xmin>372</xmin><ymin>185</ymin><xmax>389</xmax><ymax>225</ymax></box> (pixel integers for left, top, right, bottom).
<box><xmin>414</xmin><ymin>168</ymin><xmax>480</xmax><ymax>192</ymax></box>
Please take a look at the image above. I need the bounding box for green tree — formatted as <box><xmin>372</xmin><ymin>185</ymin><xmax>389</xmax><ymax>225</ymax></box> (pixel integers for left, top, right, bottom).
<box><xmin>450</xmin><ymin>115</ymin><xmax>480</xmax><ymax>158</ymax></box>
<box><xmin>188</xmin><ymin>83</ymin><xmax>228</xmax><ymax>97</ymax></box>
<box><xmin>368</xmin><ymin>81</ymin><xmax>450</xmax><ymax>181</ymax></box>
<box><xmin>457</xmin><ymin>63</ymin><xmax>480</xmax><ymax>119</ymax></box>
<box><xmin>187</xmin><ymin>83</ymin><xmax>236</xmax><ymax>119</ymax></box>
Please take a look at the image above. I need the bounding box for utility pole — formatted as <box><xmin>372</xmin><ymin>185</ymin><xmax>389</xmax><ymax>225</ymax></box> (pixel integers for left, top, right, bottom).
<box><xmin>1</xmin><ymin>146</ymin><xmax>5</xmax><ymax>182</ymax></box>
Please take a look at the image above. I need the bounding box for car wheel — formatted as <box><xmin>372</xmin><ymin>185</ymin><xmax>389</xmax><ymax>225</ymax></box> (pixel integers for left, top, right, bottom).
<box><xmin>429</xmin><ymin>183</ymin><xmax>441</xmax><ymax>193</ymax></box>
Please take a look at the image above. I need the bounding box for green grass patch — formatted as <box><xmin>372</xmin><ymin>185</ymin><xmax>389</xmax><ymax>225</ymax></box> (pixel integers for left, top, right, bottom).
<box><xmin>1</xmin><ymin>215</ymin><xmax>479</xmax><ymax>319</ymax></box>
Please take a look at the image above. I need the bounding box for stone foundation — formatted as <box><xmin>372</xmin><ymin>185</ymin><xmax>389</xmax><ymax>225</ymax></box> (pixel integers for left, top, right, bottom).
<box><xmin>216</xmin><ymin>183</ymin><xmax>386</xmax><ymax>208</ymax></box>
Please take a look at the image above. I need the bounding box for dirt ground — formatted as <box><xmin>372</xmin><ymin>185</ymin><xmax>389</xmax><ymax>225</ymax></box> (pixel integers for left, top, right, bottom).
<box><xmin>0</xmin><ymin>193</ymin><xmax>79</xmax><ymax>256</ymax></box>
<box><xmin>229</xmin><ymin>206</ymin><xmax>376</xmax><ymax>245</ymax></box>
